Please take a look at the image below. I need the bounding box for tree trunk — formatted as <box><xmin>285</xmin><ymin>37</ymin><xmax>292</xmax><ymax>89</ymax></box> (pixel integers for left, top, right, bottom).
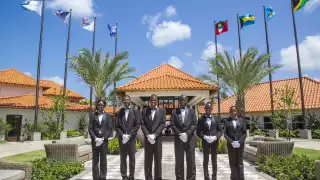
<box><xmin>235</xmin><ymin>94</ymin><xmax>245</xmax><ymax>118</ymax></box>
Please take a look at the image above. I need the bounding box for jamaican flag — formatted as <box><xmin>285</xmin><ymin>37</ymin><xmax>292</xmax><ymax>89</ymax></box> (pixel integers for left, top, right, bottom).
<box><xmin>292</xmin><ymin>0</ymin><xmax>309</xmax><ymax>12</ymax></box>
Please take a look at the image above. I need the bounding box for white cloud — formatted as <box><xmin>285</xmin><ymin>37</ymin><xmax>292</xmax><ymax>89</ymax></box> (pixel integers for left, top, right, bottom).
<box><xmin>24</xmin><ymin>72</ymin><xmax>32</xmax><ymax>77</ymax></box>
<box><xmin>165</xmin><ymin>5</ymin><xmax>177</xmax><ymax>17</ymax></box>
<box><xmin>168</xmin><ymin>56</ymin><xmax>183</xmax><ymax>69</ymax></box>
<box><xmin>48</xmin><ymin>0</ymin><xmax>96</xmax><ymax>18</ymax></box>
<box><xmin>305</xmin><ymin>0</ymin><xmax>320</xmax><ymax>12</ymax></box>
<box><xmin>43</xmin><ymin>76</ymin><xmax>64</xmax><ymax>85</ymax></box>
<box><xmin>142</xmin><ymin>7</ymin><xmax>191</xmax><ymax>47</ymax></box>
<box><xmin>280</xmin><ymin>35</ymin><xmax>320</xmax><ymax>70</ymax></box>
<box><xmin>193</xmin><ymin>41</ymin><xmax>225</xmax><ymax>74</ymax></box>
<box><xmin>184</xmin><ymin>52</ymin><xmax>192</xmax><ymax>57</ymax></box>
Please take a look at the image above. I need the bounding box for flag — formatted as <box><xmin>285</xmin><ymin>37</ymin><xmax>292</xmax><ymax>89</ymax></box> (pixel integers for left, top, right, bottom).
<box><xmin>265</xmin><ymin>5</ymin><xmax>275</xmax><ymax>21</ymax></box>
<box><xmin>239</xmin><ymin>14</ymin><xmax>255</xmax><ymax>28</ymax></box>
<box><xmin>21</xmin><ymin>0</ymin><xmax>43</xmax><ymax>16</ymax></box>
<box><xmin>215</xmin><ymin>20</ymin><xmax>228</xmax><ymax>35</ymax></box>
<box><xmin>292</xmin><ymin>0</ymin><xmax>309</xmax><ymax>12</ymax></box>
<box><xmin>54</xmin><ymin>10</ymin><xmax>70</xmax><ymax>24</ymax></box>
<box><xmin>81</xmin><ymin>17</ymin><xmax>95</xmax><ymax>32</ymax></box>
<box><xmin>108</xmin><ymin>24</ymin><xmax>117</xmax><ymax>37</ymax></box>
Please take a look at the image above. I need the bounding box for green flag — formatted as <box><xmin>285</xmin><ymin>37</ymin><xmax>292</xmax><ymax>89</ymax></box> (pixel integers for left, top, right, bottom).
<box><xmin>292</xmin><ymin>0</ymin><xmax>309</xmax><ymax>12</ymax></box>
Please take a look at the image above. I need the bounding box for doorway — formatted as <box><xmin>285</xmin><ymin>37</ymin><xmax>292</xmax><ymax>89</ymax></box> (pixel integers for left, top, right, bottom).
<box><xmin>6</xmin><ymin>115</ymin><xmax>22</xmax><ymax>142</ymax></box>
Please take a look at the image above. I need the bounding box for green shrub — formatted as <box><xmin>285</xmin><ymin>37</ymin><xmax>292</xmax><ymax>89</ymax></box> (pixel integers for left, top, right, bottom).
<box><xmin>312</xmin><ymin>129</ymin><xmax>320</xmax><ymax>139</ymax></box>
<box><xmin>67</xmin><ymin>129</ymin><xmax>81</xmax><ymax>137</ymax></box>
<box><xmin>250</xmin><ymin>129</ymin><xmax>268</xmax><ymax>136</ymax></box>
<box><xmin>196</xmin><ymin>136</ymin><xmax>227</xmax><ymax>154</ymax></box>
<box><xmin>31</xmin><ymin>158</ymin><xmax>84</xmax><ymax>180</ymax></box>
<box><xmin>257</xmin><ymin>154</ymin><xmax>316</xmax><ymax>180</ymax></box>
<box><xmin>279</xmin><ymin>129</ymin><xmax>300</xmax><ymax>138</ymax></box>
<box><xmin>0</xmin><ymin>118</ymin><xmax>12</xmax><ymax>139</ymax></box>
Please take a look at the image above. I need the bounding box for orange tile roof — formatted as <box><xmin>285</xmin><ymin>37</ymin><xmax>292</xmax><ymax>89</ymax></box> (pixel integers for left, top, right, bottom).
<box><xmin>41</xmin><ymin>80</ymin><xmax>84</xmax><ymax>99</ymax></box>
<box><xmin>198</xmin><ymin>77</ymin><xmax>320</xmax><ymax>115</ymax></box>
<box><xmin>0</xmin><ymin>68</ymin><xmax>47</xmax><ymax>87</ymax></box>
<box><xmin>117</xmin><ymin>64</ymin><xmax>218</xmax><ymax>91</ymax></box>
<box><xmin>0</xmin><ymin>94</ymin><xmax>120</xmax><ymax>114</ymax></box>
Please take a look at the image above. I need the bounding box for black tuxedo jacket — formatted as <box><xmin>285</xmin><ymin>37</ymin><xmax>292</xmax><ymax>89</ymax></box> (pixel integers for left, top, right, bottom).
<box><xmin>140</xmin><ymin>107</ymin><xmax>166</xmax><ymax>138</ymax></box>
<box><xmin>88</xmin><ymin>111</ymin><xmax>113</xmax><ymax>141</ymax></box>
<box><xmin>170</xmin><ymin>108</ymin><xmax>197</xmax><ymax>139</ymax></box>
<box><xmin>223</xmin><ymin>117</ymin><xmax>247</xmax><ymax>145</ymax></box>
<box><xmin>115</xmin><ymin>107</ymin><xmax>140</xmax><ymax>142</ymax></box>
<box><xmin>196</xmin><ymin>114</ymin><xmax>223</xmax><ymax>139</ymax></box>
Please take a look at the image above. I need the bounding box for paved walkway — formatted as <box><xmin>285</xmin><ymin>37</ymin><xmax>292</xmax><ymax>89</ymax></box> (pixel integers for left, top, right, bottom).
<box><xmin>0</xmin><ymin>140</ymin><xmax>52</xmax><ymax>158</ymax></box>
<box><xmin>71</xmin><ymin>137</ymin><xmax>273</xmax><ymax>180</ymax></box>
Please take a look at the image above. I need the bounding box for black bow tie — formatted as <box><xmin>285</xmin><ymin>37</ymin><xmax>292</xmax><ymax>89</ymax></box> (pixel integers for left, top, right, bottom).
<box><xmin>151</xmin><ymin>108</ymin><xmax>156</xmax><ymax>111</ymax></box>
<box><xmin>180</xmin><ymin>107</ymin><xmax>186</xmax><ymax>110</ymax></box>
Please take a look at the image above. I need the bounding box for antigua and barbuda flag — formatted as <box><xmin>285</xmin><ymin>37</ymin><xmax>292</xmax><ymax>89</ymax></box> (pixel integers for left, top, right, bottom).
<box><xmin>108</xmin><ymin>24</ymin><xmax>117</xmax><ymax>37</ymax></box>
<box><xmin>81</xmin><ymin>17</ymin><xmax>95</xmax><ymax>32</ymax></box>
<box><xmin>215</xmin><ymin>20</ymin><xmax>228</xmax><ymax>35</ymax></box>
<box><xmin>54</xmin><ymin>10</ymin><xmax>70</xmax><ymax>24</ymax></box>
<box><xmin>21</xmin><ymin>0</ymin><xmax>43</xmax><ymax>16</ymax></box>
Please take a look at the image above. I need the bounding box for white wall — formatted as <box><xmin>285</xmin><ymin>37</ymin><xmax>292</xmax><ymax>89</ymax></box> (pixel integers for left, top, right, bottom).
<box><xmin>0</xmin><ymin>84</ymin><xmax>43</xmax><ymax>97</ymax></box>
<box><xmin>0</xmin><ymin>108</ymin><xmax>88</xmax><ymax>130</ymax></box>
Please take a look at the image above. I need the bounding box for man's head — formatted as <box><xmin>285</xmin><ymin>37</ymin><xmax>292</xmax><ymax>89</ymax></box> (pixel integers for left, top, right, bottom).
<box><xmin>95</xmin><ymin>98</ymin><xmax>106</xmax><ymax>113</ymax></box>
<box><xmin>205</xmin><ymin>102</ymin><xmax>212</xmax><ymax>116</ymax></box>
<box><xmin>122</xmin><ymin>95</ymin><xmax>131</xmax><ymax>108</ymax></box>
<box><xmin>229</xmin><ymin>106</ymin><xmax>237</xmax><ymax>118</ymax></box>
<box><xmin>149</xmin><ymin>94</ymin><xmax>158</xmax><ymax>108</ymax></box>
<box><xmin>179</xmin><ymin>94</ymin><xmax>188</xmax><ymax>108</ymax></box>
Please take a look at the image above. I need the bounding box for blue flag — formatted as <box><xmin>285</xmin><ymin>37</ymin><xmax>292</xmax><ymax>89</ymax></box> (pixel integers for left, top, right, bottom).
<box><xmin>21</xmin><ymin>0</ymin><xmax>43</xmax><ymax>16</ymax></box>
<box><xmin>108</xmin><ymin>24</ymin><xmax>117</xmax><ymax>37</ymax></box>
<box><xmin>265</xmin><ymin>5</ymin><xmax>275</xmax><ymax>21</ymax></box>
<box><xmin>54</xmin><ymin>10</ymin><xmax>70</xmax><ymax>24</ymax></box>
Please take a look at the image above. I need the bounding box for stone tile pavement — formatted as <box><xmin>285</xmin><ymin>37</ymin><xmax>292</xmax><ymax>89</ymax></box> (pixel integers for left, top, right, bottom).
<box><xmin>70</xmin><ymin>139</ymin><xmax>273</xmax><ymax>180</ymax></box>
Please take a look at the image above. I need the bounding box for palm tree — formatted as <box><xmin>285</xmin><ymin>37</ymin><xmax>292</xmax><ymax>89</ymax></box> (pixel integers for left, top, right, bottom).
<box><xmin>205</xmin><ymin>47</ymin><xmax>282</xmax><ymax>117</ymax></box>
<box><xmin>70</xmin><ymin>48</ymin><xmax>136</xmax><ymax>101</ymax></box>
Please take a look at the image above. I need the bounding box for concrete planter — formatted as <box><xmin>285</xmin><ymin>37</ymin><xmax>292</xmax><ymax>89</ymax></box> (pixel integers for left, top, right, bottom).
<box><xmin>246</xmin><ymin>129</ymin><xmax>250</xmax><ymax>137</ymax></box>
<box><xmin>269</xmin><ymin>129</ymin><xmax>279</xmax><ymax>138</ymax></box>
<box><xmin>299</xmin><ymin>129</ymin><xmax>312</xmax><ymax>140</ymax></box>
<box><xmin>30</xmin><ymin>132</ymin><xmax>41</xmax><ymax>141</ymax></box>
<box><xmin>60</xmin><ymin>131</ymin><xmax>67</xmax><ymax>140</ymax></box>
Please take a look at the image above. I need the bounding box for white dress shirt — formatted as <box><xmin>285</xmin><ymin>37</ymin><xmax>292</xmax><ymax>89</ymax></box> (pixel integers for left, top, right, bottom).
<box><xmin>125</xmin><ymin>108</ymin><xmax>130</xmax><ymax>121</ymax></box>
<box><xmin>232</xmin><ymin>117</ymin><xmax>237</xmax><ymax>129</ymax></box>
<box><xmin>98</xmin><ymin>114</ymin><xmax>104</xmax><ymax>124</ymax></box>
<box><xmin>205</xmin><ymin>115</ymin><xmax>212</xmax><ymax>129</ymax></box>
<box><xmin>151</xmin><ymin>106</ymin><xmax>157</xmax><ymax>120</ymax></box>
<box><xmin>180</xmin><ymin>108</ymin><xmax>186</xmax><ymax>123</ymax></box>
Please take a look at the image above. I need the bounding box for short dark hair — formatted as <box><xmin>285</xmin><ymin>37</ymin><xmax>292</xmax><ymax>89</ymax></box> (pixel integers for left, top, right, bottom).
<box><xmin>123</xmin><ymin>95</ymin><xmax>131</xmax><ymax>100</ymax></box>
<box><xmin>150</xmin><ymin>94</ymin><xmax>157</xmax><ymax>100</ymax></box>
<box><xmin>229</xmin><ymin>105</ymin><xmax>236</xmax><ymax>111</ymax></box>
<box><xmin>95</xmin><ymin>98</ymin><xmax>107</xmax><ymax>107</ymax></box>
<box><xmin>205</xmin><ymin>102</ymin><xmax>212</xmax><ymax>107</ymax></box>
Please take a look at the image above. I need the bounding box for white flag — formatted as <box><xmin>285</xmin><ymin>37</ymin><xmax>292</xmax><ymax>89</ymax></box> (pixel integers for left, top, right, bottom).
<box><xmin>81</xmin><ymin>17</ymin><xmax>95</xmax><ymax>32</ymax></box>
<box><xmin>21</xmin><ymin>0</ymin><xmax>43</xmax><ymax>16</ymax></box>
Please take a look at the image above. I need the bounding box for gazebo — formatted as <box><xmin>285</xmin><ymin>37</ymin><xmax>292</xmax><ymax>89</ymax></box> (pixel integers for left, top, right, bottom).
<box><xmin>116</xmin><ymin>64</ymin><xmax>218</xmax><ymax>119</ymax></box>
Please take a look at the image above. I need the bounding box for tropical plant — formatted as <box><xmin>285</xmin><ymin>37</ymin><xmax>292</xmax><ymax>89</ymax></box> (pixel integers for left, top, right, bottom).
<box><xmin>70</xmin><ymin>48</ymin><xmax>135</xmax><ymax>101</ymax></box>
<box><xmin>0</xmin><ymin>118</ymin><xmax>12</xmax><ymax>140</ymax></box>
<box><xmin>205</xmin><ymin>47</ymin><xmax>282</xmax><ymax>117</ymax></box>
<box><xmin>50</xmin><ymin>88</ymin><xmax>69</xmax><ymax>132</ymax></box>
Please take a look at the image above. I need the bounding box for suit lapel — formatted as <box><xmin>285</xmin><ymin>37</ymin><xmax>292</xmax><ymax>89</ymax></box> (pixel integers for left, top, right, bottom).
<box><xmin>203</xmin><ymin>116</ymin><xmax>209</xmax><ymax>130</ymax></box>
<box><xmin>147</xmin><ymin>108</ymin><xmax>153</xmax><ymax>124</ymax></box>
<box><xmin>183</xmin><ymin>108</ymin><xmax>191</xmax><ymax>127</ymax></box>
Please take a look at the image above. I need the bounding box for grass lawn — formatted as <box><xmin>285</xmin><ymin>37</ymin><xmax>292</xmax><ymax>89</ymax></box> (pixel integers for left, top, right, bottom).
<box><xmin>3</xmin><ymin>150</ymin><xmax>46</xmax><ymax>163</ymax></box>
<box><xmin>293</xmin><ymin>147</ymin><xmax>320</xmax><ymax>160</ymax></box>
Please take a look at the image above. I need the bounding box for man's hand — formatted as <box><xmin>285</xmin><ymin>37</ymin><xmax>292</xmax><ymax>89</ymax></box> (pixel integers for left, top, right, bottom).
<box><xmin>231</xmin><ymin>141</ymin><xmax>240</xmax><ymax>148</ymax></box>
<box><xmin>149</xmin><ymin>134</ymin><xmax>156</xmax><ymax>140</ymax></box>
<box><xmin>211</xmin><ymin>136</ymin><xmax>217</xmax><ymax>142</ymax></box>
<box><xmin>95</xmin><ymin>138</ymin><xmax>103</xmax><ymax>147</ymax></box>
<box><xmin>203</xmin><ymin>136</ymin><xmax>212</xmax><ymax>143</ymax></box>
<box><xmin>179</xmin><ymin>133</ymin><xmax>188</xmax><ymax>143</ymax></box>
<box><xmin>147</xmin><ymin>135</ymin><xmax>155</xmax><ymax>144</ymax></box>
<box><xmin>122</xmin><ymin>134</ymin><xmax>130</xmax><ymax>144</ymax></box>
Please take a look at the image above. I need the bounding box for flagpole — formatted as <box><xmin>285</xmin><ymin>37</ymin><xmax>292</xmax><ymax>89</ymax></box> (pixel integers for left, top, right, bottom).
<box><xmin>214</xmin><ymin>21</ymin><xmax>221</xmax><ymax>120</ymax></box>
<box><xmin>263</xmin><ymin>6</ymin><xmax>275</xmax><ymax>117</ymax></box>
<box><xmin>113</xmin><ymin>23</ymin><xmax>118</xmax><ymax>120</ymax></box>
<box><xmin>34</xmin><ymin>0</ymin><xmax>46</xmax><ymax>132</ymax></box>
<box><xmin>61</xmin><ymin>9</ymin><xmax>72</xmax><ymax>130</ymax></box>
<box><xmin>89</xmin><ymin>18</ymin><xmax>96</xmax><ymax>121</ymax></box>
<box><xmin>236</xmin><ymin>14</ymin><xmax>242</xmax><ymax>58</ymax></box>
<box><xmin>290</xmin><ymin>1</ymin><xmax>306</xmax><ymax>128</ymax></box>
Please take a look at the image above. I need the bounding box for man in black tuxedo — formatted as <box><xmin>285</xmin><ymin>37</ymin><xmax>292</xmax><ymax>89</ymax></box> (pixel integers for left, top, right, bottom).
<box><xmin>115</xmin><ymin>95</ymin><xmax>140</xmax><ymax>180</ymax></box>
<box><xmin>224</xmin><ymin>106</ymin><xmax>247</xmax><ymax>180</ymax></box>
<box><xmin>88</xmin><ymin>98</ymin><xmax>113</xmax><ymax>180</ymax></box>
<box><xmin>196</xmin><ymin>102</ymin><xmax>223</xmax><ymax>180</ymax></box>
<box><xmin>141</xmin><ymin>94</ymin><xmax>166</xmax><ymax>180</ymax></box>
<box><xmin>170</xmin><ymin>94</ymin><xmax>197</xmax><ymax>180</ymax></box>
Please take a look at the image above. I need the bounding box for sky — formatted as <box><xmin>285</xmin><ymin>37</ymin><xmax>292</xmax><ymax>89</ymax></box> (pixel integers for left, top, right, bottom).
<box><xmin>1</xmin><ymin>0</ymin><xmax>320</xmax><ymax>99</ymax></box>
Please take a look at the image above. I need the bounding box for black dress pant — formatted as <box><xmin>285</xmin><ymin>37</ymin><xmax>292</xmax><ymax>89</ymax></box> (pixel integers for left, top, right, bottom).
<box><xmin>227</xmin><ymin>143</ymin><xmax>245</xmax><ymax>180</ymax></box>
<box><xmin>144</xmin><ymin>137</ymin><xmax>162</xmax><ymax>180</ymax></box>
<box><xmin>119</xmin><ymin>139</ymin><xmax>136</xmax><ymax>180</ymax></box>
<box><xmin>202</xmin><ymin>140</ymin><xmax>218</xmax><ymax>180</ymax></box>
<box><xmin>92</xmin><ymin>140</ymin><xmax>108</xmax><ymax>180</ymax></box>
<box><xmin>174</xmin><ymin>136</ymin><xmax>196</xmax><ymax>180</ymax></box>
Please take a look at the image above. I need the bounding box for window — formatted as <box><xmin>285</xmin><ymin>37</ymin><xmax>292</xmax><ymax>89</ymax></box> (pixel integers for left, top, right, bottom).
<box><xmin>293</xmin><ymin>115</ymin><xmax>303</xmax><ymax>129</ymax></box>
